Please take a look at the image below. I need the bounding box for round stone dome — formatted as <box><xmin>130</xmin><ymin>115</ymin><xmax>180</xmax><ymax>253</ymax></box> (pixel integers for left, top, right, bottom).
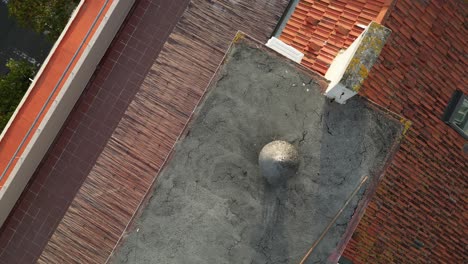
<box><xmin>258</xmin><ymin>140</ymin><xmax>299</xmax><ymax>185</ymax></box>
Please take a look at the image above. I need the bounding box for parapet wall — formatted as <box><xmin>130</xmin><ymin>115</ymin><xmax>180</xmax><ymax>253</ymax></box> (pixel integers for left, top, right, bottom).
<box><xmin>0</xmin><ymin>0</ymin><xmax>135</xmax><ymax>227</ymax></box>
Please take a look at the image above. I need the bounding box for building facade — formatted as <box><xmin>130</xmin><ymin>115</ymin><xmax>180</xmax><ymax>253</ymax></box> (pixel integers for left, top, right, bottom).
<box><xmin>342</xmin><ymin>0</ymin><xmax>467</xmax><ymax>262</ymax></box>
<box><xmin>279</xmin><ymin>0</ymin><xmax>466</xmax><ymax>262</ymax></box>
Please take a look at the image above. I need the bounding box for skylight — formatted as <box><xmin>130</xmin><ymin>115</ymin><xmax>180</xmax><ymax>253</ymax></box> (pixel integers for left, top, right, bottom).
<box><xmin>443</xmin><ymin>90</ymin><xmax>468</xmax><ymax>139</ymax></box>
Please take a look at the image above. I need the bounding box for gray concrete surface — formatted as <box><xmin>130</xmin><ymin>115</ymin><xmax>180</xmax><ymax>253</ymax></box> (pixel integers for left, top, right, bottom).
<box><xmin>113</xmin><ymin>37</ymin><xmax>402</xmax><ymax>264</ymax></box>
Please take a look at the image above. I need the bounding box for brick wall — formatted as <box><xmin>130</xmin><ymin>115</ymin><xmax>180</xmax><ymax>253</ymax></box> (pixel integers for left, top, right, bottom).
<box><xmin>342</xmin><ymin>0</ymin><xmax>467</xmax><ymax>263</ymax></box>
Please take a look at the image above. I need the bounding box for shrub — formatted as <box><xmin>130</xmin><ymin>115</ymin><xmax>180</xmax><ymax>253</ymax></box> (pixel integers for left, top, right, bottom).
<box><xmin>0</xmin><ymin>59</ymin><xmax>37</xmax><ymax>133</ymax></box>
<box><xmin>8</xmin><ymin>0</ymin><xmax>80</xmax><ymax>41</ymax></box>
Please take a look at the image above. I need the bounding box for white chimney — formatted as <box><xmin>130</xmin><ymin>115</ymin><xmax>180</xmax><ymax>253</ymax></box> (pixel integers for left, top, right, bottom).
<box><xmin>325</xmin><ymin>22</ymin><xmax>391</xmax><ymax>104</ymax></box>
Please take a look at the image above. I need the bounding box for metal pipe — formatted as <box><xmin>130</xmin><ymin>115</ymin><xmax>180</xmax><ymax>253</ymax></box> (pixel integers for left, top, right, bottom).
<box><xmin>0</xmin><ymin>0</ymin><xmax>111</xmax><ymax>182</ymax></box>
<box><xmin>299</xmin><ymin>176</ymin><xmax>369</xmax><ymax>264</ymax></box>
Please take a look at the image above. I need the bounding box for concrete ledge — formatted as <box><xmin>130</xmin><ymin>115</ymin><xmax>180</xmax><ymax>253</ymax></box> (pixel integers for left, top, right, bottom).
<box><xmin>0</xmin><ymin>1</ymin><xmax>85</xmax><ymax>142</ymax></box>
<box><xmin>0</xmin><ymin>0</ymin><xmax>135</xmax><ymax>227</ymax></box>
<box><xmin>325</xmin><ymin>22</ymin><xmax>391</xmax><ymax>104</ymax></box>
<box><xmin>266</xmin><ymin>37</ymin><xmax>304</xmax><ymax>63</ymax></box>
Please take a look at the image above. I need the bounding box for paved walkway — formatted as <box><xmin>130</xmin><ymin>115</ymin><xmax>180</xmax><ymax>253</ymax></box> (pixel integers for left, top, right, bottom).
<box><xmin>0</xmin><ymin>0</ymin><xmax>289</xmax><ymax>263</ymax></box>
<box><xmin>0</xmin><ymin>0</ymin><xmax>114</xmax><ymax>187</ymax></box>
<box><xmin>0</xmin><ymin>0</ymin><xmax>185</xmax><ymax>263</ymax></box>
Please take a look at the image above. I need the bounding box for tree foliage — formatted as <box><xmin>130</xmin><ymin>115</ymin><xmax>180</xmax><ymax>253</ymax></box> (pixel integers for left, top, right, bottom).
<box><xmin>8</xmin><ymin>0</ymin><xmax>79</xmax><ymax>41</ymax></box>
<box><xmin>0</xmin><ymin>59</ymin><xmax>37</xmax><ymax>133</ymax></box>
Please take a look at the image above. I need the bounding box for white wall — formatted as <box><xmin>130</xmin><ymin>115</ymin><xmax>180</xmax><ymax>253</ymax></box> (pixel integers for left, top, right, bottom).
<box><xmin>324</xmin><ymin>29</ymin><xmax>365</xmax><ymax>104</ymax></box>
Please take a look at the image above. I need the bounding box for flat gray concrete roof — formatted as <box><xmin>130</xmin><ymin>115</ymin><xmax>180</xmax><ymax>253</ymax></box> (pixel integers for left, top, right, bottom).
<box><xmin>113</xmin><ymin>35</ymin><xmax>403</xmax><ymax>264</ymax></box>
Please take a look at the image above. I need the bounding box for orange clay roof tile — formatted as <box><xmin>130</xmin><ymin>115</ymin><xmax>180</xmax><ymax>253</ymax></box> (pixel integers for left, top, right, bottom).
<box><xmin>280</xmin><ymin>0</ymin><xmax>390</xmax><ymax>74</ymax></box>
<box><xmin>341</xmin><ymin>0</ymin><xmax>468</xmax><ymax>262</ymax></box>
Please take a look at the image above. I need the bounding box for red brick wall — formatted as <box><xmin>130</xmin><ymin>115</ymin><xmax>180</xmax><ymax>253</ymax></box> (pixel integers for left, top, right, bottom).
<box><xmin>343</xmin><ymin>0</ymin><xmax>467</xmax><ymax>263</ymax></box>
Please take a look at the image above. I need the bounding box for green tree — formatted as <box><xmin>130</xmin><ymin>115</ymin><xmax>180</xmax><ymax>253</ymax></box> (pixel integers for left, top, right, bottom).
<box><xmin>8</xmin><ymin>0</ymin><xmax>79</xmax><ymax>41</ymax></box>
<box><xmin>0</xmin><ymin>59</ymin><xmax>37</xmax><ymax>132</ymax></box>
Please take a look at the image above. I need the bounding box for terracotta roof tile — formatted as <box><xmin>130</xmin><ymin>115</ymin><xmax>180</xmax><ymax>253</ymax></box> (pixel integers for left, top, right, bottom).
<box><xmin>279</xmin><ymin>0</ymin><xmax>389</xmax><ymax>75</ymax></box>
<box><xmin>281</xmin><ymin>1</ymin><xmax>466</xmax><ymax>263</ymax></box>
<box><xmin>341</xmin><ymin>0</ymin><xmax>468</xmax><ymax>262</ymax></box>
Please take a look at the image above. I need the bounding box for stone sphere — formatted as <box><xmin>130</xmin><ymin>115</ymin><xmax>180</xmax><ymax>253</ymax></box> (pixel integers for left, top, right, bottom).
<box><xmin>258</xmin><ymin>140</ymin><xmax>299</xmax><ymax>185</ymax></box>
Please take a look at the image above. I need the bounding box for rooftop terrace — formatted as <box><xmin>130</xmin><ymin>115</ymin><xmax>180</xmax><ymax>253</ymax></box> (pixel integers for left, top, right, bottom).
<box><xmin>111</xmin><ymin>35</ymin><xmax>403</xmax><ymax>264</ymax></box>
